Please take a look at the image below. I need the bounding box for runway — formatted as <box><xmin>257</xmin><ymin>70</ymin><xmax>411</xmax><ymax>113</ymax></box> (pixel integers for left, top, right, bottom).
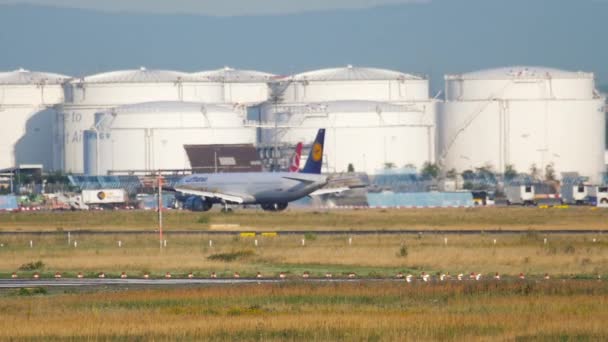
<box><xmin>0</xmin><ymin>229</ymin><xmax>605</xmax><ymax>236</ymax></box>
<box><xmin>0</xmin><ymin>278</ymin><xmax>393</xmax><ymax>288</ymax></box>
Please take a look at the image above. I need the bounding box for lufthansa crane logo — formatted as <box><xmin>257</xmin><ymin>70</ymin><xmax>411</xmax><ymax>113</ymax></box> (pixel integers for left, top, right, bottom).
<box><xmin>312</xmin><ymin>143</ymin><xmax>323</xmax><ymax>162</ymax></box>
<box><xmin>97</xmin><ymin>191</ymin><xmax>106</xmax><ymax>200</ymax></box>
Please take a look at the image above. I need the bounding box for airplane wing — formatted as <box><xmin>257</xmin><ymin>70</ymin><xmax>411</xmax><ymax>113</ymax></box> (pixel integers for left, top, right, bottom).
<box><xmin>309</xmin><ymin>187</ymin><xmax>351</xmax><ymax>196</ymax></box>
<box><xmin>174</xmin><ymin>188</ymin><xmax>247</xmax><ymax>204</ymax></box>
<box><xmin>281</xmin><ymin>176</ymin><xmax>315</xmax><ymax>184</ymax></box>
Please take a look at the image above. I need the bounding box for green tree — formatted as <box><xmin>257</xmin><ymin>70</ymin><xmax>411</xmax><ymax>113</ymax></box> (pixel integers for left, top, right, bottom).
<box><xmin>446</xmin><ymin>169</ymin><xmax>458</xmax><ymax>179</ymax></box>
<box><xmin>529</xmin><ymin>164</ymin><xmax>540</xmax><ymax>180</ymax></box>
<box><xmin>504</xmin><ymin>164</ymin><xmax>518</xmax><ymax>181</ymax></box>
<box><xmin>545</xmin><ymin>163</ymin><xmax>556</xmax><ymax>181</ymax></box>
<box><xmin>421</xmin><ymin>162</ymin><xmax>440</xmax><ymax>179</ymax></box>
<box><xmin>384</xmin><ymin>162</ymin><xmax>396</xmax><ymax>170</ymax></box>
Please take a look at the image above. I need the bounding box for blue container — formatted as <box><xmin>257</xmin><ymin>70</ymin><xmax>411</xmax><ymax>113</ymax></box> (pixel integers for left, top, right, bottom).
<box><xmin>0</xmin><ymin>195</ymin><xmax>19</xmax><ymax>211</ymax></box>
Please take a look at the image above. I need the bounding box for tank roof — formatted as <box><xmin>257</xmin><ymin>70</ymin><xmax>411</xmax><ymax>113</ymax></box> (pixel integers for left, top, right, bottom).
<box><xmin>108</xmin><ymin>101</ymin><xmax>237</xmax><ymax>114</ymax></box>
<box><xmin>78</xmin><ymin>67</ymin><xmax>189</xmax><ymax>84</ymax></box>
<box><xmin>0</xmin><ymin>68</ymin><xmax>70</xmax><ymax>85</ymax></box>
<box><xmin>447</xmin><ymin>66</ymin><xmax>594</xmax><ymax>80</ymax></box>
<box><xmin>193</xmin><ymin>67</ymin><xmax>276</xmax><ymax>82</ymax></box>
<box><xmin>272</xmin><ymin>100</ymin><xmax>420</xmax><ymax>113</ymax></box>
<box><xmin>289</xmin><ymin>65</ymin><xmax>424</xmax><ymax>82</ymax></box>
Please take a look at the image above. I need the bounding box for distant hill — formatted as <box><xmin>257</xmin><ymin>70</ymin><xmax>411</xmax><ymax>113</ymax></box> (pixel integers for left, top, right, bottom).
<box><xmin>0</xmin><ymin>0</ymin><xmax>607</xmax><ymax>88</ymax></box>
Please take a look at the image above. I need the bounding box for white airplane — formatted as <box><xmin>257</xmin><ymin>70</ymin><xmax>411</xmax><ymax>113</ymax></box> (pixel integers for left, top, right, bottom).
<box><xmin>172</xmin><ymin>129</ymin><xmax>329</xmax><ymax>211</ymax></box>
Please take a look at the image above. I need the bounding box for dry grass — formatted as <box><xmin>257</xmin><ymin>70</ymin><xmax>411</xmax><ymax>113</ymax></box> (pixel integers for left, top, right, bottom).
<box><xmin>0</xmin><ymin>282</ymin><xmax>606</xmax><ymax>340</ymax></box>
<box><xmin>0</xmin><ymin>207</ymin><xmax>607</xmax><ymax>231</ymax></box>
<box><xmin>0</xmin><ymin>233</ymin><xmax>606</xmax><ymax>277</ymax></box>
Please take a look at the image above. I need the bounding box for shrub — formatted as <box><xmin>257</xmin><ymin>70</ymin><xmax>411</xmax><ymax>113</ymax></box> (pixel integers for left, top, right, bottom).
<box><xmin>398</xmin><ymin>245</ymin><xmax>408</xmax><ymax>258</ymax></box>
<box><xmin>564</xmin><ymin>245</ymin><xmax>576</xmax><ymax>254</ymax></box>
<box><xmin>196</xmin><ymin>216</ymin><xmax>209</xmax><ymax>224</ymax></box>
<box><xmin>207</xmin><ymin>250</ymin><xmax>255</xmax><ymax>262</ymax></box>
<box><xmin>19</xmin><ymin>260</ymin><xmax>45</xmax><ymax>271</ymax></box>
<box><xmin>304</xmin><ymin>232</ymin><xmax>317</xmax><ymax>241</ymax></box>
<box><xmin>17</xmin><ymin>287</ymin><xmax>47</xmax><ymax>296</ymax></box>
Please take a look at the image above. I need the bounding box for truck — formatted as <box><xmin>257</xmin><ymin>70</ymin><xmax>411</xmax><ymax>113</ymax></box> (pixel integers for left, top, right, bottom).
<box><xmin>588</xmin><ymin>186</ymin><xmax>608</xmax><ymax>207</ymax></box>
<box><xmin>81</xmin><ymin>189</ymin><xmax>127</xmax><ymax>207</ymax></box>
<box><xmin>505</xmin><ymin>184</ymin><xmax>535</xmax><ymax>206</ymax></box>
<box><xmin>560</xmin><ymin>184</ymin><xmax>590</xmax><ymax>205</ymax></box>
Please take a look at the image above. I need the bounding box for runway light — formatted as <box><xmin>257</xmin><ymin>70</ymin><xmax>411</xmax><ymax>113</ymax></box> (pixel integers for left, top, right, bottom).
<box><xmin>347</xmin><ymin>272</ymin><xmax>356</xmax><ymax>279</ymax></box>
<box><xmin>188</xmin><ymin>272</ymin><xmax>194</xmax><ymax>279</ymax></box>
<box><xmin>494</xmin><ymin>272</ymin><xmax>500</xmax><ymax>280</ymax></box>
<box><xmin>457</xmin><ymin>273</ymin><xmax>463</xmax><ymax>281</ymax></box>
<box><xmin>98</xmin><ymin>272</ymin><xmax>105</xmax><ymax>278</ymax></box>
<box><xmin>11</xmin><ymin>272</ymin><xmax>17</xmax><ymax>279</ymax></box>
<box><xmin>165</xmin><ymin>272</ymin><xmax>172</xmax><ymax>279</ymax></box>
<box><xmin>279</xmin><ymin>272</ymin><xmax>286</xmax><ymax>279</ymax></box>
<box><xmin>233</xmin><ymin>272</ymin><xmax>240</xmax><ymax>278</ymax></box>
<box><xmin>325</xmin><ymin>272</ymin><xmax>333</xmax><ymax>278</ymax></box>
<box><xmin>256</xmin><ymin>272</ymin><xmax>262</xmax><ymax>278</ymax></box>
<box><xmin>544</xmin><ymin>273</ymin><xmax>550</xmax><ymax>280</ymax></box>
<box><xmin>421</xmin><ymin>272</ymin><xmax>429</xmax><ymax>282</ymax></box>
<box><xmin>143</xmin><ymin>273</ymin><xmax>149</xmax><ymax>279</ymax></box>
<box><xmin>475</xmin><ymin>273</ymin><xmax>482</xmax><ymax>281</ymax></box>
<box><xmin>439</xmin><ymin>274</ymin><xmax>446</xmax><ymax>281</ymax></box>
<box><xmin>406</xmin><ymin>274</ymin><xmax>413</xmax><ymax>283</ymax></box>
<box><xmin>54</xmin><ymin>272</ymin><xmax>62</xmax><ymax>279</ymax></box>
<box><xmin>396</xmin><ymin>272</ymin><xmax>404</xmax><ymax>279</ymax></box>
<box><xmin>210</xmin><ymin>272</ymin><xmax>217</xmax><ymax>278</ymax></box>
<box><xmin>33</xmin><ymin>273</ymin><xmax>39</xmax><ymax>279</ymax></box>
<box><xmin>302</xmin><ymin>271</ymin><xmax>310</xmax><ymax>278</ymax></box>
<box><xmin>77</xmin><ymin>272</ymin><xmax>84</xmax><ymax>279</ymax></box>
<box><xmin>469</xmin><ymin>272</ymin><xmax>476</xmax><ymax>280</ymax></box>
<box><xmin>120</xmin><ymin>272</ymin><xmax>127</xmax><ymax>279</ymax></box>
<box><xmin>519</xmin><ymin>273</ymin><xmax>525</xmax><ymax>280</ymax></box>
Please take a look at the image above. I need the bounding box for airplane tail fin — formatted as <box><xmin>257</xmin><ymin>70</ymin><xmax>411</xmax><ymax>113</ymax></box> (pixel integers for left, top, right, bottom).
<box><xmin>289</xmin><ymin>142</ymin><xmax>303</xmax><ymax>173</ymax></box>
<box><xmin>301</xmin><ymin>129</ymin><xmax>325</xmax><ymax>174</ymax></box>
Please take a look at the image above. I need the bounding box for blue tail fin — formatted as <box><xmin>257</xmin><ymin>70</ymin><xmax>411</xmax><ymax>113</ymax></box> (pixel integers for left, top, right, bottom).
<box><xmin>301</xmin><ymin>129</ymin><xmax>325</xmax><ymax>174</ymax></box>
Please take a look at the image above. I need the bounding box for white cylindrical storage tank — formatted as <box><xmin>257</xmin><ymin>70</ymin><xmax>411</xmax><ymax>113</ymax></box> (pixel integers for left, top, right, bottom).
<box><xmin>60</xmin><ymin>67</ymin><xmax>226</xmax><ymax>173</ymax></box>
<box><xmin>278</xmin><ymin>65</ymin><xmax>429</xmax><ymax>103</ymax></box>
<box><xmin>0</xmin><ymin>68</ymin><xmax>69</xmax><ymax>170</ymax></box>
<box><xmin>260</xmin><ymin>100</ymin><xmax>436</xmax><ymax>174</ymax></box>
<box><xmin>439</xmin><ymin>66</ymin><xmax>606</xmax><ymax>183</ymax></box>
<box><xmin>192</xmin><ymin>67</ymin><xmax>274</xmax><ymax>104</ymax></box>
<box><xmin>90</xmin><ymin>101</ymin><xmax>255</xmax><ymax>175</ymax></box>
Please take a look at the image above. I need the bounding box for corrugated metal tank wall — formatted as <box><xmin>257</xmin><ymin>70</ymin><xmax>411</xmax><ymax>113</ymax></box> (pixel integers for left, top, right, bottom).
<box><xmin>0</xmin><ymin>69</ymin><xmax>68</xmax><ymax>171</ymax></box>
<box><xmin>439</xmin><ymin>66</ymin><xmax>606</xmax><ymax>183</ymax></box>
<box><xmin>88</xmin><ymin>101</ymin><xmax>256</xmax><ymax>175</ymax></box>
<box><xmin>260</xmin><ymin>100</ymin><xmax>436</xmax><ymax>174</ymax></box>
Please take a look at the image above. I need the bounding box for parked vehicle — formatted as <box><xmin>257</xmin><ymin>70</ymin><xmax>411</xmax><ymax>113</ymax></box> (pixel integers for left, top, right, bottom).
<box><xmin>505</xmin><ymin>185</ymin><xmax>535</xmax><ymax>206</ymax></box>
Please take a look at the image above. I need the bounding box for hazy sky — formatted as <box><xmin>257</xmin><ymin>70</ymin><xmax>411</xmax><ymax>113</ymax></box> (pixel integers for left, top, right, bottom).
<box><xmin>0</xmin><ymin>0</ymin><xmax>429</xmax><ymax>16</ymax></box>
<box><xmin>0</xmin><ymin>0</ymin><xmax>606</xmax><ymax>89</ymax></box>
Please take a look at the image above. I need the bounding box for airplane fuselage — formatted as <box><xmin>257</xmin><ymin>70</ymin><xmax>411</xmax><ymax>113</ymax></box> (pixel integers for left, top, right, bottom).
<box><xmin>176</xmin><ymin>172</ymin><xmax>328</xmax><ymax>205</ymax></box>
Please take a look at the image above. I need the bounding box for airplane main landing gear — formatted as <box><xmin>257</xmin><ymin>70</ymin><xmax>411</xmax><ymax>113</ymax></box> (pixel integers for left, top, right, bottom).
<box><xmin>261</xmin><ymin>203</ymin><xmax>288</xmax><ymax>212</ymax></box>
<box><xmin>192</xmin><ymin>197</ymin><xmax>213</xmax><ymax>212</ymax></box>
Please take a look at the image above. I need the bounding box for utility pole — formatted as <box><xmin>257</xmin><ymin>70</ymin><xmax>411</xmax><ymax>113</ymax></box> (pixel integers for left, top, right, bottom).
<box><xmin>158</xmin><ymin>174</ymin><xmax>163</xmax><ymax>250</ymax></box>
